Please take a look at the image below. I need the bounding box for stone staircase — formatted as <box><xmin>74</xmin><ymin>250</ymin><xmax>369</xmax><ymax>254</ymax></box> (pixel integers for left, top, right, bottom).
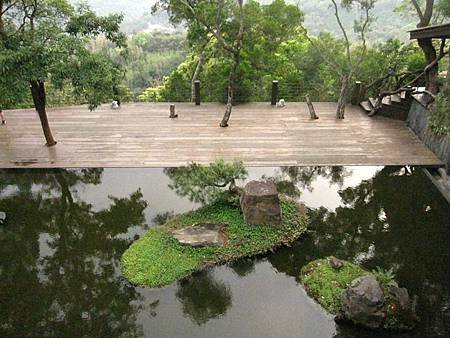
<box><xmin>360</xmin><ymin>87</ymin><xmax>426</xmax><ymax>121</ymax></box>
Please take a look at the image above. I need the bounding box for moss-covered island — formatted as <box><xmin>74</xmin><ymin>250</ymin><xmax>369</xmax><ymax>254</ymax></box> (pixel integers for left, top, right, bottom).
<box><xmin>301</xmin><ymin>259</ymin><xmax>368</xmax><ymax>314</ymax></box>
<box><xmin>122</xmin><ymin>197</ymin><xmax>308</xmax><ymax>288</ymax></box>
<box><xmin>300</xmin><ymin>258</ymin><xmax>418</xmax><ymax>331</ymax></box>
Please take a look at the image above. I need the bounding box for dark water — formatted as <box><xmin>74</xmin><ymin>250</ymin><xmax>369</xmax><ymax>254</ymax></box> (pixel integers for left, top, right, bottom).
<box><xmin>0</xmin><ymin>167</ymin><xmax>449</xmax><ymax>337</ymax></box>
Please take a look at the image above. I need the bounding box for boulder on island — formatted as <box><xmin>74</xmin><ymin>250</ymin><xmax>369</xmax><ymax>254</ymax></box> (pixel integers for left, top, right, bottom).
<box><xmin>338</xmin><ymin>275</ymin><xmax>418</xmax><ymax>331</ymax></box>
<box><xmin>172</xmin><ymin>223</ymin><xmax>228</xmax><ymax>247</ymax></box>
<box><xmin>240</xmin><ymin>181</ymin><xmax>282</xmax><ymax>226</ymax></box>
<box><xmin>340</xmin><ymin>275</ymin><xmax>386</xmax><ymax>329</ymax></box>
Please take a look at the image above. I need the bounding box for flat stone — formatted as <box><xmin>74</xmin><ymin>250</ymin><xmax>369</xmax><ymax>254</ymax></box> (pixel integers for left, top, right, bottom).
<box><xmin>0</xmin><ymin>212</ymin><xmax>6</xmax><ymax>225</ymax></box>
<box><xmin>172</xmin><ymin>223</ymin><xmax>228</xmax><ymax>247</ymax></box>
<box><xmin>240</xmin><ymin>180</ymin><xmax>282</xmax><ymax>226</ymax></box>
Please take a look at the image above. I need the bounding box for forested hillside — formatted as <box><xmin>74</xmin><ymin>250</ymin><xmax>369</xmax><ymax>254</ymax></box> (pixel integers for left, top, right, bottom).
<box><xmin>72</xmin><ymin>0</ymin><xmax>411</xmax><ymax>40</ymax></box>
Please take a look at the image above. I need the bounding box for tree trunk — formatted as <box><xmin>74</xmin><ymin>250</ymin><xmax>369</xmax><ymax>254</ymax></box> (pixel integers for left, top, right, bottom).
<box><xmin>191</xmin><ymin>50</ymin><xmax>206</xmax><ymax>102</ymax></box>
<box><xmin>418</xmin><ymin>38</ymin><xmax>439</xmax><ymax>94</ymax></box>
<box><xmin>445</xmin><ymin>54</ymin><xmax>450</xmax><ymax>95</ymax></box>
<box><xmin>0</xmin><ymin>0</ymin><xmax>4</xmax><ymax>34</ymax></box>
<box><xmin>336</xmin><ymin>75</ymin><xmax>350</xmax><ymax>119</ymax></box>
<box><xmin>30</xmin><ymin>80</ymin><xmax>57</xmax><ymax>146</ymax></box>
<box><xmin>220</xmin><ymin>53</ymin><xmax>240</xmax><ymax>127</ymax></box>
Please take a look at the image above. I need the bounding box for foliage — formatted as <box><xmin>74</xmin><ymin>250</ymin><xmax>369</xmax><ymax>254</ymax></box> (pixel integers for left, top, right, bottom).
<box><xmin>429</xmin><ymin>93</ymin><xmax>450</xmax><ymax>136</ymax></box>
<box><xmin>372</xmin><ymin>266</ymin><xmax>397</xmax><ymax>288</ymax></box>
<box><xmin>90</xmin><ymin>31</ymin><xmax>187</xmax><ymax>97</ymax></box>
<box><xmin>0</xmin><ymin>0</ymin><xmax>126</xmax><ymax>112</ymax></box>
<box><xmin>150</xmin><ymin>1</ymin><xmax>424</xmax><ymax>105</ymax></box>
<box><xmin>121</xmin><ymin>197</ymin><xmax>308</xmax><ymax>287</ymax></box>
<box><xmin>164</xmin><ymin>160</ymin><xmax>248</xmax><ymax>204</ymax></box>
<box><xmin>300</xmin><ymin>258</ymin><xmax>368</xmax><ymax>314</ymax></box>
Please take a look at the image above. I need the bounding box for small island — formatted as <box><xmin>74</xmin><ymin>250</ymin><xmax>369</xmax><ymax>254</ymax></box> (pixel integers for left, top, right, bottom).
<box><xmin>300</xmin><ymin>258</ymin><xmax>419</xmax><ymax>332</ymax></box>
<box><xmin>121</xmin><ymin>161</ymin><xmax>308</xmax><ymax>288</ymax></box>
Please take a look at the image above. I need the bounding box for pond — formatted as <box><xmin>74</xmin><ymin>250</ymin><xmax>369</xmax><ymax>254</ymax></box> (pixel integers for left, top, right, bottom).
<box><xmin>0</xmin><ymin>166</ymin><xmax>449</xmax><ymax>337</ymax></box>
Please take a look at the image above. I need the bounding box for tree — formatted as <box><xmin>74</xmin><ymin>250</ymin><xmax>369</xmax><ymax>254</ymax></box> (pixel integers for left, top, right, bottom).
<box><xmin>154</xmin><ymin>0</ymin><xmax>245</xmax><ymax>127</ymax></box>
<box><xmin>300</xmin><ymin>0</ymin><xmax>376</xmax><ymax>119</ymax></box>
<box><xmin>397</xmin><ymin>0</ymin><xmax>450</xmax><ymax>94</ymax></box>
<box><xmin>0</xmin><ymin>1</ymin><xmax>126</xmax><ymax>146</ymax></box>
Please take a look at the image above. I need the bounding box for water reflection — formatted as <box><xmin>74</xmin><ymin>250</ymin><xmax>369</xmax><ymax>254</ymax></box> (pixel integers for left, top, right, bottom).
<box><xmin>0</xmin><ymin>166</ymin><xmax>448</xmax><ymax>337</ymax></box>
<box><xmin>176</xmin><ymin>270</ymin><xmax>232</xmax><ymax>325</ymax></box>
<box><xmin>269</xmin><ymin>166</ymin><xmax>450</xmax><ymax>337</ymax></box>
<box><xmin>0</xmin><ymin>169</ymin><xmax>146</xmax><ymax>337</ymax></box>
<box><xmin>267</xmin><ymin>166</ymin><xmax>352</xmax><ymax>198</ymax></box>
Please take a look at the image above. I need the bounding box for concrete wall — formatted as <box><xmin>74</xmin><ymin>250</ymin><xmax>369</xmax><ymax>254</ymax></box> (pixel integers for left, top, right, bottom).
<box><xmin>407</xmin><ymin>100</ymin><xmax>450</xmax><ymax>169</ymax></box>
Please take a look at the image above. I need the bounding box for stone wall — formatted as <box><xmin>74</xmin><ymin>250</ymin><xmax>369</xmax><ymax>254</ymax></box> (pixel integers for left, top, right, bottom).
<box><xmin>407</xmin><ymin>100</ymin><xmax>450</xmax><ymax>170</ymax></box>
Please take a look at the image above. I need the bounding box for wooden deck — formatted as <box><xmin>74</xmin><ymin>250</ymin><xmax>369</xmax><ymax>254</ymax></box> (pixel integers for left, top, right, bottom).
<box><xmin>0</xmin><ymin>102</ymin><xmax>443</xmax><ymax>168</ymax></box>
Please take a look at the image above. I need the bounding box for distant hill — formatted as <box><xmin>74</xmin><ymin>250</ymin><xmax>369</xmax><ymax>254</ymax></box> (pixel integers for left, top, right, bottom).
<box><xmin>72</xmin><ymin>0</ymin><xmax>415</xmax><ymax>39</ymax></box>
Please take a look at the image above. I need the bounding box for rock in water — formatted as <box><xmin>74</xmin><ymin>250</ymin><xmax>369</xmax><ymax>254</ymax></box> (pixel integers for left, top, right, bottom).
<box><xmin>172</xmin><ymin>223</ymin><xmax>228</xmax><ymax>247</ymax></box>
<box><xmin>340</xmin><ymin>275</ymin><xmax>386</xmax><ymax>329</ymax></box>
<box><xmin>240</xmin><ymin>181</ymin><xmax>282</xmax><ymax>226</ymax></box>
<box><xmin>0</xmin><ymin>211</ymin><xmax>6</xmax><ymax>225</ymax></box>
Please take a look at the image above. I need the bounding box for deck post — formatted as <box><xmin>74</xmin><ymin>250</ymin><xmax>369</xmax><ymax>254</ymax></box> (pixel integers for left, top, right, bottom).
<box><xmin>170</xmin><ymin>104</ymin><xmax>178</xmax><ymax>118</ymax></box>
<box><xmin>194</xmin><ymin>80</ymin><xmax>201</xmax><ymax>106</ymax></box>
<box><xmin>271</xmin><ymin>80</ymin><xmax>279</xmax><ymax>106</ymax></box>
<box><xmin>351</xmin><ymin>81</ymin><xmax>364</xmax><ymax>105</ymax></box>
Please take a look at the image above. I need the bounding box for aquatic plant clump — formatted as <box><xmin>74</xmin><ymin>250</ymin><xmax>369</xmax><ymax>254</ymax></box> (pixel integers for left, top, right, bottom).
<box><xmin>121</xmin><ymin>197</ymin><xmax>308</xmax><ymax>288</ymax></box>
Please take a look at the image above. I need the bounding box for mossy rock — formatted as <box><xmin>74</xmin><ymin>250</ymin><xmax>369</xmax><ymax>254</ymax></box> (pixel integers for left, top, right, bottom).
<box><xmin>121</xmin><ymin>197</ymin><xmax>308</xmax><ymax>288</ymax></box>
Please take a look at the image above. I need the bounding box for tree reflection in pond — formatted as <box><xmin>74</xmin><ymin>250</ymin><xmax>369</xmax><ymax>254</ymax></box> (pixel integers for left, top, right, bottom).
<box><xmin>176</xmin><ymin>270</ymin><xmax>232</xmax><ymax>325</ymax></box>
<box><xmin>269</xmin><ymin>166</ymin><xmax>450</xmax><ymax>337</ymax></box>
<box><xmin>0</xmin><ymin>169</ymin><xmax>147</xmax><ymax>337</ymax></box>
<box><xmin>266</xmin><ymin>166</ymin><xmax>352</xmax><ymax>198</ymax></box>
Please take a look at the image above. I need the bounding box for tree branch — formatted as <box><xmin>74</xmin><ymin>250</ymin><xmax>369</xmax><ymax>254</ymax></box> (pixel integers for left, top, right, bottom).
<box><xmin>181</xmin><ymin>0</ymin><xmax>236</xmax><ymax>54</ymax></box>
<box><xmin>411</xmin><ymin>0</ymin><xmax>424</xmax><ymax>23</ymax></box>
<box><xmin>331</xmin><ymin>0</ymin><xmax>352</xmax><ymax>66</ymax></box>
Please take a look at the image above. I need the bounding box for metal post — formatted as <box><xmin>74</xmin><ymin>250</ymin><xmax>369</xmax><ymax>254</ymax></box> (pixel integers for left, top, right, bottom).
<box><xmin>271</xmin><ymin>80</ymin><xmax>279</xmax><ymax>106</ymax></box>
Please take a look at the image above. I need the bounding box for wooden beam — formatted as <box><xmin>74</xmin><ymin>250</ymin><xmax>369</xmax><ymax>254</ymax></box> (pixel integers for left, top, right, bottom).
<box><xmin>410</xmin><ymin>23</ymin><xmax>450</xmax><ymax>40</ymax></box>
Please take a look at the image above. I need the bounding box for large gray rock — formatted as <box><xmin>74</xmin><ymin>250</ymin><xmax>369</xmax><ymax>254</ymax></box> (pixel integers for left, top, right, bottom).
<box><xmin>172</xmin><ymin>223</ymin><xmax>227</xmax><ymax>247</ymax></box>
<box><xmin>240</xmin><ymin>181</ymin><xmax>281</xmax><ymax>226</ymax></box>
<box><xmin>0</xmin><ymin>212</ymin><xmax>6</xmax><ymax>225</ymax></box>
<box><xmin>341</xmin><ymin>275</ymin><xmax>386</xmax><ymax>329</ymax></box>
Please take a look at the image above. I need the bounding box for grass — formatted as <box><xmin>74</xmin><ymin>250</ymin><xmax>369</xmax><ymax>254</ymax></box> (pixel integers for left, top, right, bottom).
<box><xmin>300</xmin><ymin>259</ymin><xmax>368</xmax><ymax>314</ymax></box>
<box><xmin>121</xmin><ymin>196</ymin><xmax>308</xmax><ymax>288</ymax></box>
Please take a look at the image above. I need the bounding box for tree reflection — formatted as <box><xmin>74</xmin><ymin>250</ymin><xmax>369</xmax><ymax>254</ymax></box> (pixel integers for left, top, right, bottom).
<box><xmin>0</xmin><ymin>169</ymin><xmax>147</xmax><ymax>337</ymax></box>
<box><xmin>229</xmin><ymin>258</ymin><xmax>256</xmax><ymax>277</ymax></box>
<box><xmin>269</xmin><ymin>166</ymin><xmax>450</xmax><ymax>336</ymax></box>
<box><xmin>265</xmin><ymin>166</ymin><xmax>351</xmax><ymax>198</ymax></box>
<box><xmin>176</xmin><ymin>270</ymin><xmax>232</xmax><ymax>325</ymax></box>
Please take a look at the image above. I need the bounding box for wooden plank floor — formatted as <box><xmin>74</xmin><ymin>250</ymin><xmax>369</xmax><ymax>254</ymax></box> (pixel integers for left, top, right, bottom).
<box><xmin>0</xmin><ymin>102</ymin><xmax>443</xmax><ymax>168</ymax></box>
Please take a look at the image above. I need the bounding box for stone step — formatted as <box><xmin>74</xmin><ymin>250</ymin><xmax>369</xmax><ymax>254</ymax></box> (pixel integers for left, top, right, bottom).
<box><xmin>391</xmin><ymin>94</ymin><xmax>402</xmax><ymax>103</ymax></box>
<box><xmin>382</xmin><ymin>96</ymin><xmax>392</xmax><ymax>105</ymax></box>
<box><xmin>360</xmin><ymin>101</ymin><xmax>372</xmax><ymax>113</ymax></box>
